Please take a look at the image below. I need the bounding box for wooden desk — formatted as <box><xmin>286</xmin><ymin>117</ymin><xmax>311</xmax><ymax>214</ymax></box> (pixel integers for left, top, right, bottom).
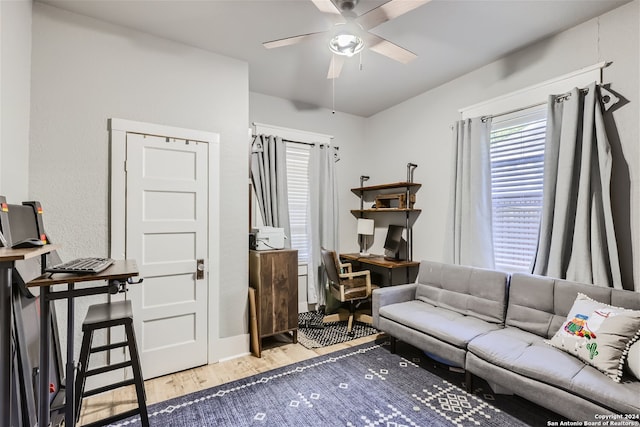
<box><xmin>28</xmin><ymin>259</ymin><xmax>138</xmax><ymax>287</ymax></box>
<box><xmin>340</xmin><ymin>253</ymin><xmax>419</xmax><ymax>286</ymax></box>
<box><xmin>27</xmin><ymin>259</ymin><xmax>140</xmax><ymax>427</ymax></box>
<box><xmin>0</xmin><ymin>244</ymin><xmax>59</xmax><ymax>427</ymax></box>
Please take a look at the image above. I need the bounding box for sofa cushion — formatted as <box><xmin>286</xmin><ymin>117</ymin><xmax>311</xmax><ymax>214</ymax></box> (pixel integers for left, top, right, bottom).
<box><xmin>379</xmin><ymin>300</ymin><xmax>501</xmax><ymax>349</ymax></box>
<box><xmin>468</xmin><ymin>327</ymin><xmax>586</xmax><ymax>388</ymax></box>
<box><xmin>414</xmin><ymin>261</ymin><xmax>508</xmax><ymax>324</ymax></box>
<box><xmin>570</xmin><ymin>363</ymin><xmax>640</xmax><ymax>415</ymax></box>
<box><xmin>469</xmin><ymin>326</ymin><xmax>640</xmax><ymax>414</ymax></box>
<box><xmin>547</xmin><ymin>293</ymin><xmax>640</xmax><ymax>382</ymax></box>
<box><xmin>506</xmin><ymin>273</ymin><xmax>640</xmax><ymax>339</ymax></box>
<box><xmin>504</xmin><ymin>274</ymin><xmax>556</xmax><ymax>337</ymax></box>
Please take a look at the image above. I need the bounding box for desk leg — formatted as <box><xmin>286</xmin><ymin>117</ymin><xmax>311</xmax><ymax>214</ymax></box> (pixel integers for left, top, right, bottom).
<box><xmin>65</xmin><ymin>283</ymin><xmax>75</xmax><ymax>427</ymax></box>
<box><xmin>39</xmin><ymin>286</ymin><xmax>51</xmax><ymax>427</ymax></box>
<box><xmin>0</xmin><ymin>261</ymin><xmax>12</xmax><ymax>427</ymax></box>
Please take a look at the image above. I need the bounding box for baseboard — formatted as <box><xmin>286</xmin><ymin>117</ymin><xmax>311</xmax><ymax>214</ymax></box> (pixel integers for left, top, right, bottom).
<box><xmin>210</xmin><ymin>333</ymin><xmax>250</xmax><ymax>363</ymax></box>
<box><xmin>300</xmin><ymin>302</ymin><xmax>317</xmax><ymax>313</ymax></box>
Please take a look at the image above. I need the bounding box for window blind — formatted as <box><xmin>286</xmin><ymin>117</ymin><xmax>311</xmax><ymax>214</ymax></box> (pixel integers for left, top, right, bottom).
<box><xmin>490</xmin><ymin>107</ymin><xmax>546</xmax><ymax>273</ymax></box>
<box><xmin>286</xmin><ymin>143</ymin><xmax>311</xmax><ymax>263</ymax></box>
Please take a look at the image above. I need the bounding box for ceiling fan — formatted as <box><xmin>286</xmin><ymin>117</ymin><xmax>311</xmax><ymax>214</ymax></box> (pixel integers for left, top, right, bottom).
<box><xmin>263</xmin><ymin>0</ymin><xmax>432</xmax><ymax>79</ymax></box>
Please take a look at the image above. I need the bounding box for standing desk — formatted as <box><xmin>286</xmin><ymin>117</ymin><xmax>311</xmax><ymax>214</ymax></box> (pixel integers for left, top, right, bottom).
<box><xmin>340</xmin><ymin>253</ymin><xmax>419</xmax><ymax>286</ymax></box>
<box><xmin>27</xmin><ymin>259</ymin><xmax>140</xmax><ymax>427</ymax></box>
<box><xmin>0</xmin><ymin>244</ymin><xmax>58</xmax><ymax>427</ymax></box>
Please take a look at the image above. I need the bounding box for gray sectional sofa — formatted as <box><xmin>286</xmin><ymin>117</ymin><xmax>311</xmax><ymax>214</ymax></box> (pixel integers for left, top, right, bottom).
<box><xmin>372</xmin><ymin>260</ymin><xmax>640</xmax><ymax>421</ymax></box>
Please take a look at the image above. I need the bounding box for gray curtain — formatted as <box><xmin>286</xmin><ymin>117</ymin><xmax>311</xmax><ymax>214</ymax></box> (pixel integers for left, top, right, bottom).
<box><xmin>308</xmin><ymin>145</ymin><xmax>340</xmax><ymax>306</ymax></box>
<box><xmin>444</xmin><ymin>117</ymin><xmax>495</xmax><ymax>268</ymax></box>
<box><xmin>532</xmin><ymin>82</ymin><xmax>622</xmax><ymax>288</ymax></box>
<box><xmin>250</xmin><ymin>134</ymin><xmax>291</xmax><ymax>247</ymax></box>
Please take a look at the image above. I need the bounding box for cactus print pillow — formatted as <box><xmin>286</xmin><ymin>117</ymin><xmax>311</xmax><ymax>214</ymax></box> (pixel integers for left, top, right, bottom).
<box><xmin>547</xmin><ymin>293</ymin><xmax>640</xmax><ymax>382</ymax></box>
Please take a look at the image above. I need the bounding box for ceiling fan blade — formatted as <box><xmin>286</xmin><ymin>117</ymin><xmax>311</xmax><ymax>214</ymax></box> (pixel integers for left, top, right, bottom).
<box><xmin>327</xmin><ymin>54</ymin><xmax>345</xmax><ymax>79</ymax></box>
<box><xmin>311</xmin><ymin>0</ymin><xmax>342</xmax><ymax>16</ymax></box>
<box><xmin>364</xmin><ymin>33</ymin><xmax>417</xmax><ymax>64</ymax></box>
<box><xmin>356</xmin><ymin>0</ymin><xmax>432</xmax><ymax>31</ymax></box>
<box><xmin>263</xmin><ymin>31</ymin><xmax>327</xmax><ymax>49</ymax></box>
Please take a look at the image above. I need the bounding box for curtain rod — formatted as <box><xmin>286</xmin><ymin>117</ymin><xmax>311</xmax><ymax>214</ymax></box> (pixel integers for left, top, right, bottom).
<box><xmin>460</xmin><ymin>61</ymin><xmax>607</xmax><ymax>116</ymax></box>
<box><xmin>251</xmin><ymin>134</ymin><xmax>339</xmax><ymax>149</ymax></box>
<box><xmin>252</xmin><ymin>122</ymin><xmax>334</xmax><ymax>140</ymax></box>
<box><xmin>480</xmin><ymin>100</ymin><xmax>547</xmax><ymax>122</ymax></box>
<box><xmin>480</xmin><ymin>87</ymin><xmax>590</xmax><ymax>122</ymax></box>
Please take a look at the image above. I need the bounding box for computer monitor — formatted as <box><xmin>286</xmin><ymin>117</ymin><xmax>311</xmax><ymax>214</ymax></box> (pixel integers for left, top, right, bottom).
<box><xmin>383</xmin><ymin>224</ymin><xmax>404</xmax><ymax>260</ymax></box>
<box><xmin>6</xmin><ymin>204</ymin><xmax>40</xmax><ymax>246</ymax></box>
<box><xmin>2</xmin><ymin>203</ymin><xmax>62</xmax><ymax>296</ymax></box>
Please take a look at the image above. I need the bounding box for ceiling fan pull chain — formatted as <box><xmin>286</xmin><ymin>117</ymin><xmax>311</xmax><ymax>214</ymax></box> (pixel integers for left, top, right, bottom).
<box><xmin>359</xmin><ymin>51</ymin><xmax>363</xmax><ymax>71</ymax></box>
<box><xmin>332</xmin><ymin>70</ymin><xmax>336</xmax><ymax>114</ymax></box>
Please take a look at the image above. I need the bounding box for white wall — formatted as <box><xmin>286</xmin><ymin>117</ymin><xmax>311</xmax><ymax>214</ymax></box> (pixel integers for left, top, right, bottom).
<box><xmin>363</xmin><ymin>0</ymin><xmax>639</xmax><ymax>290</ymax></box>
<box><xmin>30</xmin><ymin>3</ymin><xmax>249</xmax><ymax>360</ymax></box>
<box><xmin>0</xmin><ymin>0</ymin><xmax>32</xmax><ymax>201</ymax></box>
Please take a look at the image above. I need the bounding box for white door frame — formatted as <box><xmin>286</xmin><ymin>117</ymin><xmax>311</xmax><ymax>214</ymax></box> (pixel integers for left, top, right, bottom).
<box><xmin>108</xmin><ymin>118</ymin><xmax>221</xmax><ymax>365</ymax></box>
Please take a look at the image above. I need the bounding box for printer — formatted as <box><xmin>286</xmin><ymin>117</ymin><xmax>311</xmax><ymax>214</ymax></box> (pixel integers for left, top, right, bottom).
<box><xmin>253</xmin><ymin>226</ymin><xmax>286</xmax><ymax>250</ymax></box>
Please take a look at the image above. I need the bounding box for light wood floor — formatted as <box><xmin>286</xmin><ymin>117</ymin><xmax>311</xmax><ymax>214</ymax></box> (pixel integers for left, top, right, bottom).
<box><xmin>78</xmin><ymin>332</ymin><xmax>386</xmax><ymax>425</ymax></box>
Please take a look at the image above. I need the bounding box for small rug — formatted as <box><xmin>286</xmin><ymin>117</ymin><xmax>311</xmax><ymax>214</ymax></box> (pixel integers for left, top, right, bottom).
<box><xmin>296</xmin><ymin>311</ymin><xmax>379</xmax><ymax>349</ymax></box>
<box><xmin>108</xmin><ymin>339</ymin><xmax>563</xmax><ymax>427</ymax></box>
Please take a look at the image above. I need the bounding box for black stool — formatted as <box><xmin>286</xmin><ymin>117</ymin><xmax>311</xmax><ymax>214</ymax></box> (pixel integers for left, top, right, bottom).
<box><xmin>75</xmin><ymin>300</ymin><xmax>149</xmax><ymax>426</ymax></box>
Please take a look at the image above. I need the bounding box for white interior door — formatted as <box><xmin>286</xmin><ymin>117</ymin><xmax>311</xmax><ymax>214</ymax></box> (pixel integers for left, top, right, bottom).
<box><xmin>125</xmin><ymin>132</ymin><xmax>208</xmax><ymax>379</ymax></box>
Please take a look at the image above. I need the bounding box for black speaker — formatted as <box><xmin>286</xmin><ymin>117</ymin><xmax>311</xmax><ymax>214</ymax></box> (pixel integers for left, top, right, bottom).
<box><xmin>249</xmin><ymin>232</ymin><xmax>257</xmax><ymax>250</ymax></box>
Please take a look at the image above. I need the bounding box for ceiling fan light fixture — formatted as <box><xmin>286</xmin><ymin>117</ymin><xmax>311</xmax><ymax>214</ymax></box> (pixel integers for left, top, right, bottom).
<box><xmin>329</xmin><ymin>33</ymin><xmax>364</xmax><ymax>57</ymax></box>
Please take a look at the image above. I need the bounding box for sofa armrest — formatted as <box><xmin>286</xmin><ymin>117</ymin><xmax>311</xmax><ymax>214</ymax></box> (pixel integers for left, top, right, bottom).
<box><xmin>372</xmin><ymin>284</ymin><xmax>417</xmax><ymax>328</ymax></box>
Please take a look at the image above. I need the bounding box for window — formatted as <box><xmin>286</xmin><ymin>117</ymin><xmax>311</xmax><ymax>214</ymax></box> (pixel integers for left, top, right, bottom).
<box><xmin>253</xmin><ymin>123</ymin><xmax>332</xmax><ymax>268</ymax></box>
<box><xmin>286</xmin><ymin>143</ymin><xmax>311</xmax><ymax>263</ymax></box>
<box><xmin>460</xmin><ymin>64</ymin><xmax>604</xmax><ymax>273</ymax></box>
<box><xmin>490</xmin><ymin>107</ymin><xmax>546</xmax><ymax>273</ymax></box>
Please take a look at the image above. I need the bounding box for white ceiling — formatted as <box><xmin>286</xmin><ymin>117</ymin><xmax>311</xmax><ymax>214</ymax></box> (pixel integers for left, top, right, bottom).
<box><xmin>38</xmin><ymin>0</ymin><xmax>630</xmax><ymax>117</ymax></box>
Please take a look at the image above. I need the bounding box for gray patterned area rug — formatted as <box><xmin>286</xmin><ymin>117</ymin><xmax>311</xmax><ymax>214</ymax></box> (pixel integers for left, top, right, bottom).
<box><xmin>108</xmin><ymin>339</ymin><xmax>563</xmax><ymax>427</ymax></box>
<box><xmin>296</xmin><ymin>311</ymin><xmax>379</xmax><ymax>349</ymax></box>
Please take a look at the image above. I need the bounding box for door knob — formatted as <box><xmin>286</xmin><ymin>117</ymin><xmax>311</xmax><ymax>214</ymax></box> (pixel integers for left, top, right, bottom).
<box><xmin>196</xmin><ymin>259</ymin><xmax>205</xmax><ymax>280</ymax></box>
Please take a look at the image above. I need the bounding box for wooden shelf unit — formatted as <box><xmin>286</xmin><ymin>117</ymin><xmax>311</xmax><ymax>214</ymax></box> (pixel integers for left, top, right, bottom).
<box><xmin>351</xmin><ymin>208</ymin><xmax>422</xmax><ymax>215</ymax></box>
<box><xmin>351</xmin><ymin>181</ymin><xmax>421</xmax><ymax>261</ymax></box>
<box><xmin>351</xmin><ymin>181</ymin><xmax>421</xmax><ymax>196</ymax></box>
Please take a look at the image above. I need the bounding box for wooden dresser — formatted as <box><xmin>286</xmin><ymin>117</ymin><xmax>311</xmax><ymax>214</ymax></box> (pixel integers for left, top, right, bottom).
<box><xmin>248</xmin><ymin>249</ymin><xmax>298</xmax><ymax>357</ymax></box>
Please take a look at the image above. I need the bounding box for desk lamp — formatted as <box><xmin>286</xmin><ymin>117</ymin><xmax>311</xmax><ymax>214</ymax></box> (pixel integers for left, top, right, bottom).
<box><xmin>357</xmin><ymin>218</ymin><xmax>374</xmax><ymax>256</ymax></box>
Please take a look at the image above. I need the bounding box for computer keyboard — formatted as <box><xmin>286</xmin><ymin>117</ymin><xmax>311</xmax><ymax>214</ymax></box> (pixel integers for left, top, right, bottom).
<box><xmin>46</xmin><ymin>257</ymin><xmax>115</xmax><ymax>274</ymax></box>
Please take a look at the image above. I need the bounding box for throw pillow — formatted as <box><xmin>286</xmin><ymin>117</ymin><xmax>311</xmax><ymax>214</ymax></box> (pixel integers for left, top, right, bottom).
<box><xmin>547</xmin><ymin>293</ymin><xmax>640</xmax><ymax>382</ymax></box>
<box><xmin>626</xmin><ymin>340</ymin><xmax>640</xmax><ymax>380</ymax></box>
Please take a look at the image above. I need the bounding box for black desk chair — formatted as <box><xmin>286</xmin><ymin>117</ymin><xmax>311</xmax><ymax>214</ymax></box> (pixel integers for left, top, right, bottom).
<box><xmin>75</xmin><ymin>300</ymin><xmax>149</xmax><ymax>426</ymax></box>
